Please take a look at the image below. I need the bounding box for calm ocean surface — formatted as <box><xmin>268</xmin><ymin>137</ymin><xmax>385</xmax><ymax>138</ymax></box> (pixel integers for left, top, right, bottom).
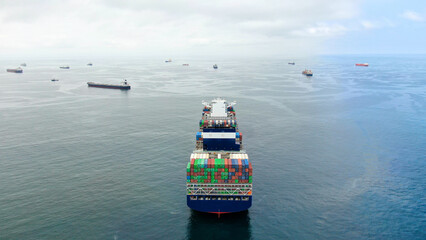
<box><xmin>0</xmin><ymin>55</ymin><xmax>425</xmax><ymax>239</ymax></box>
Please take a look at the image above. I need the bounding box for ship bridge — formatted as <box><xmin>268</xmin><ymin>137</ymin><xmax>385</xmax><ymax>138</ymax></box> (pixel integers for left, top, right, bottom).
<box><xmin>202</xmin><ymin>98</ymin><xmax>236</xmax><ymax>121</ymax></box>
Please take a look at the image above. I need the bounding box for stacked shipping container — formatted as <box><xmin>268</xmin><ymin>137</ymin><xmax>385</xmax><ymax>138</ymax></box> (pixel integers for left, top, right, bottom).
<box><xmin>187</xmin><ymin>158</ymin><xmax>253</xmax><ymax>184</ymax></box>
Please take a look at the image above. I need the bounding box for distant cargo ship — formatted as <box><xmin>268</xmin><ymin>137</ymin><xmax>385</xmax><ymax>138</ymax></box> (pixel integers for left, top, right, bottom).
<box><xmin>7</xmin><ymin>67</ymin><xmax>23</xmax><ymax>73</ymax></box>
<box><xmin>183</xmin><ymin>64</ymin><xmax>189</xmax><ymax>66</ymax></box>
<box><xmin>87</xmin><ymin>63</ymin><xmax>93</xmax><ymax>66</ymax></box>
<box><xmin>288</xmin><ymin>62</ymin><xmax>295</xmax><ymax>65</ymax></box>
<box><xmin>60</xmin><ymin>66</ymin><xmax>70</xmax><ymax>69</ymax></box>
<box><xmin>355</xmin><ymin>63</ymin><xmax>369</xmax><ymax>67</ymax></box>
<box><xmin>187</xmin><ymin>98</ymin><xmax>252</xmax><ymax>214</ymax></box>
<box><xmin>20</xmin><ymin>63</ymin><xmax>27</xmax><ymax>67</ymax></box>
<box><xmin>87</xmin><ymin>80</ymin><xmax>130</xmax><ymax>90</ymax></box>
<box><xmin>302</xmin><ymin>69</ymin><xmax>313</xmax><ymax>76</ymax></box>
<box><xmin>165</xmin><ymin>59</ymin><xmax>172</xmax><ymax>63</ymax></box>
<box><xmin>213</xmin><ymin>64</ymin><xmax>218</xmax><ymax>69</ymax></box>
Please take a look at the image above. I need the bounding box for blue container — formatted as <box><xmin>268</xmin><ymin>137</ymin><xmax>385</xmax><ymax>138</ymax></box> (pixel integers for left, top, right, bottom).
<box><xmin>196</xmin><ymin>132</ymin><xmax>202</xmax><ymax>140</ymax></box>
<box><xmin>203</xmin><ymin>128</ymin><xmax>236</xmax><ymax>132</ymax></box>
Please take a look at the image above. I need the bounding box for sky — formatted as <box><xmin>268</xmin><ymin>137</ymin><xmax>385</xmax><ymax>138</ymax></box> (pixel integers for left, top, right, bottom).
<box><xmin>0</xmin><ymin>0</ymin><xmax>425</xmax><ymax>58</ymax></box>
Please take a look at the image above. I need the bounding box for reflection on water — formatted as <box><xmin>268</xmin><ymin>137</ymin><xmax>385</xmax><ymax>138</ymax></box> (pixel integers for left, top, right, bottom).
<box><xmin>186</xmin><ymin>210</ymin><xmax>251</xmax><ymax>240</ymax></box>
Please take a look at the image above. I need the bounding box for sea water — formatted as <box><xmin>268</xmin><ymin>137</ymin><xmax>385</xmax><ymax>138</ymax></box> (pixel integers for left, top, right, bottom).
<box><xmin>0</xmin><ymin>55</ymin><xmax>425</xmax><ymax>239</ymax></box>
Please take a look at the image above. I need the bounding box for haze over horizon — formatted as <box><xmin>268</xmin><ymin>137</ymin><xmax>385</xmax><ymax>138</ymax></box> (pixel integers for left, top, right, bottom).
<box><xmin>0</xmin><ymin>0</ymin><xmax>425</xmax><ymax>58</ymax></box>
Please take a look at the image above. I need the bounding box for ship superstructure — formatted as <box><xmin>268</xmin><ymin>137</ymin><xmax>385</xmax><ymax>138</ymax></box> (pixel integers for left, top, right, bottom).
<box><xmin>186</xmin><ymin>98</ymin><xmax>252</xmax><ymax>214</ymax></box>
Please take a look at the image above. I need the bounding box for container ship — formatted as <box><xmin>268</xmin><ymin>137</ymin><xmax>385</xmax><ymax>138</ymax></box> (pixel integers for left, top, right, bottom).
<box><xmin>302</xmin><ymin>69</ymin><xmax>313</xmax><ymax>76</ymax></box>
<box><xmin>186</xmin><ymin>98</ymin><xmax>252</xmax><ymax>214</ymax></box>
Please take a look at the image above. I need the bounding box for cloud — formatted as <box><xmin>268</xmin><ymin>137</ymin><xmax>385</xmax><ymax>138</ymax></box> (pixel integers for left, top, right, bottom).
<box><xmin>292</xmin><ymin>23</ymin><xmax>347</xmax><ymax>37</ymax></box>
<box><xmin>0</xmin><ymin>0</ymin><xmax>361</xmax><ymax>57</ymax></box>
<box><xmin>401</xmin><ymin>10</ymin><xmax>424</xmax><ymax>22</ymax></box>
<box><xmin>361</xmin><ymin>20</ymin><xmax>378</xmax><ymax>29</ymax></box>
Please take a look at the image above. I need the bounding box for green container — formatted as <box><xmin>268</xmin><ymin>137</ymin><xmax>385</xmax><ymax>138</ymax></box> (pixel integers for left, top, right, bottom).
<box><xmin>249</xmin><ymin>179</ymin><xmax>252</xmax><ymax>183</ymax></box>
<box><xmin>235</xmin><ymin>180</ymin><xmax>239</xmax><ymax>183</ymax></box>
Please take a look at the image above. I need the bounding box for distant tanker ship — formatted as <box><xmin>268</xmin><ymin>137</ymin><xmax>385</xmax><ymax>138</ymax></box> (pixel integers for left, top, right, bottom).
<box><xmin>7</xmin><ymin>67</ymin><xmax>23</xmax><ymax>73</ymax></box>
<box><xmin>87</xmin><ymin>80</ymin><xmax>131</xmax><ymax>90</ymax></box>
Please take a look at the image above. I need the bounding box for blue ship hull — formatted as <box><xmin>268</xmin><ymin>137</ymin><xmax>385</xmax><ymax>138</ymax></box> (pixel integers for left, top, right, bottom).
<box><xmin>187</xmin><ymin>195</ymin><xmax>252</xmax><ymax>213</ymax></box>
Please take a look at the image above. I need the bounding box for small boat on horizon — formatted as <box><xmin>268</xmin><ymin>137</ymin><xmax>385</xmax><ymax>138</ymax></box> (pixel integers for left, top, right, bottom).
<box><xmin>165</xmin><ymin>59</ymin><xmax>172</xmax><ymax>63</ymax></box>
<box><xmin>60</xmin><ymin>66</ymin><xmax>70</xmax><ymax>69</ymax></box>
<box><xmin>355</xmin><ymin>63</ymin><xmax>369</xmax><ymax>67</ymax></box>
<box><xmin>182</xmin><ymin>63</ymin><xmax>189</xmax><ymax>66</ymax></box>
<box><xmin>51</xmin><ymin>78</ymin><xmax>59</xmax><ymax>82</ymax></box>
<box><xmin>7</xmin><ymin>67</ymin><xmax>23</xmax><ymax>73</ymax></box>
<box><xmin>87</xmin><ymin>79</ymin><xmax>131</xmax><ymax>90</ymax></box>
<box><xmin>213</xmin><ymin>64</ymin><xmax>218</xmax><ymax>69</ymax></box>
<box><xmin>288</xmin><ymin>62</ymin><xmax>295</xmax><ymax>65</ymax></box>
<box><xmin>87</xmin><ymin>63</ymin><xmax>93</xmax><ymax>66</ymax></box>
<box><xmin>302</xmin><ymin>69</ymin><xmax>313</xmax><ymax>76</ymax></box>
<box><xmin>20</xmin><ymin>63</ymin><xmax>27</xmax><ymax>67</ymax></box>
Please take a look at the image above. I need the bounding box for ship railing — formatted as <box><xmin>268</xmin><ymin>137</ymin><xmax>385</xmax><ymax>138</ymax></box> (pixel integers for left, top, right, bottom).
<box><xmin>187</xmin><ymin>183</ymin><xmax>252</xmax><ymax>196</ymax></box>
